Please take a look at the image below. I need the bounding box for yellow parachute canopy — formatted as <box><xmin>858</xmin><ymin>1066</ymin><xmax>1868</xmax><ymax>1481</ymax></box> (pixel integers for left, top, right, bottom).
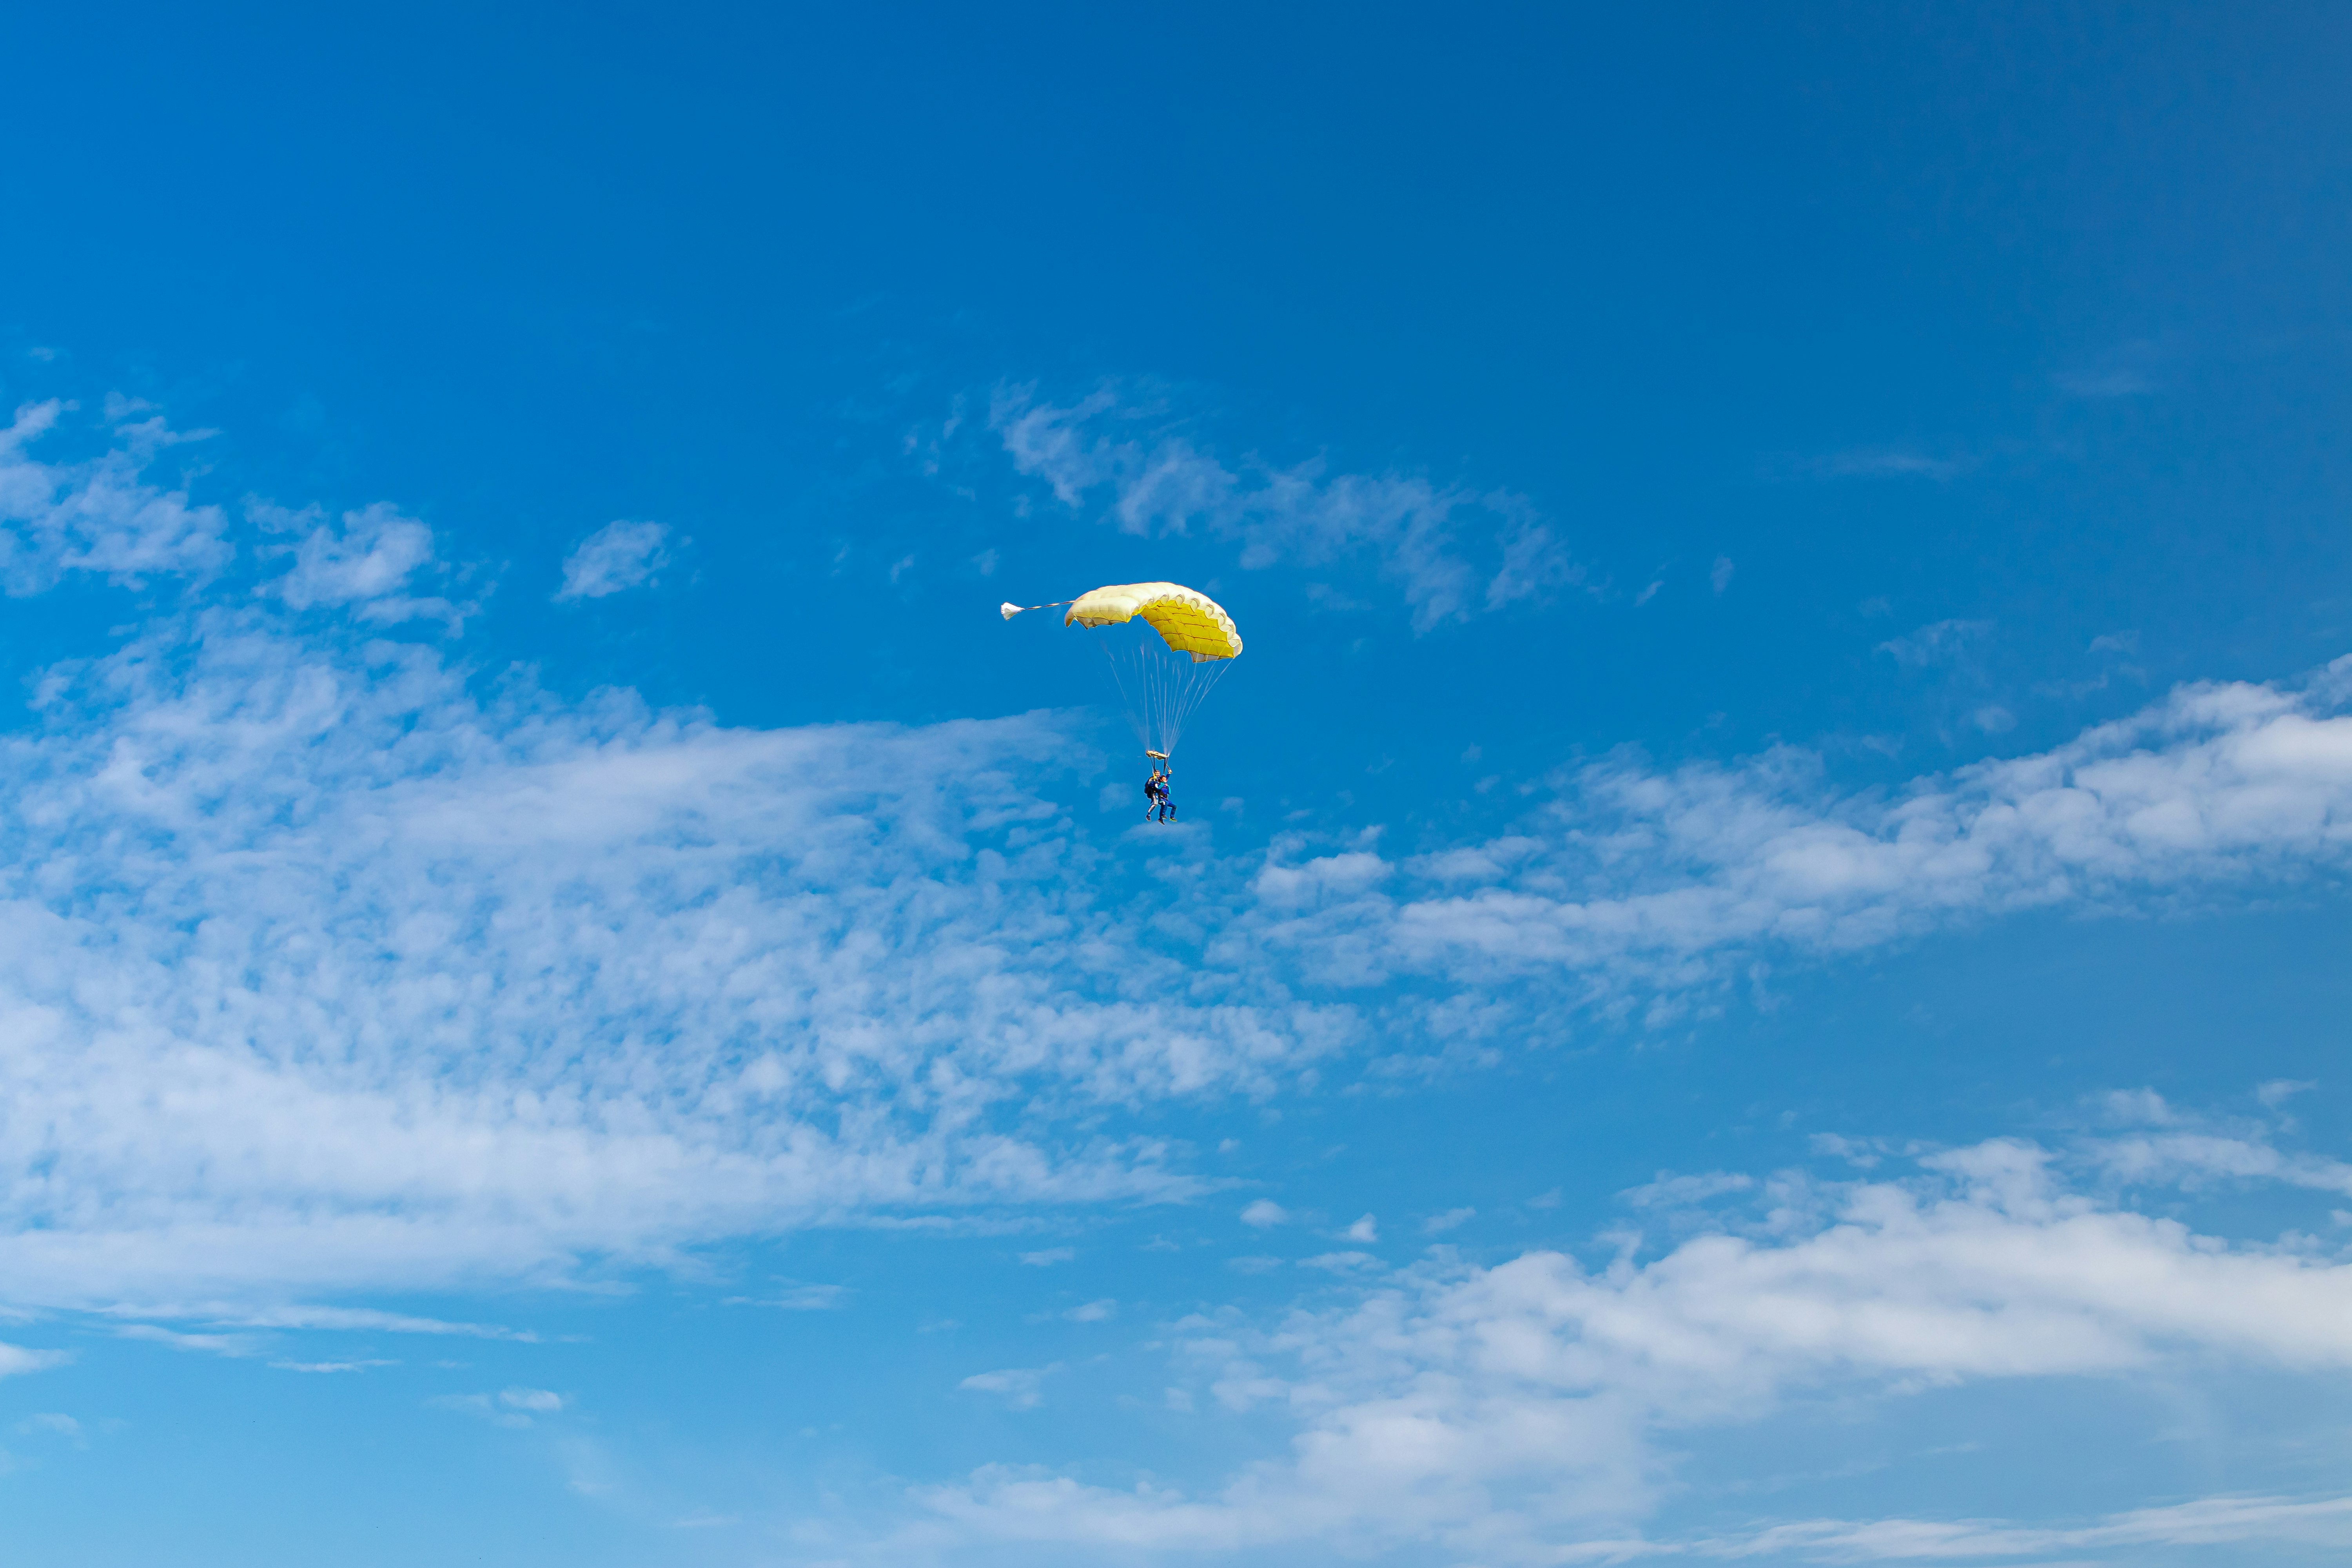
<box><xmin>1000</xmin><ymin>581</ymin><xmax>1242</xmax><ymax>761</ymax></box>
<box><xmin>1062</xmin><ymin>582</ymin><xmax>1242</xmax><ymax>663</ymax></box>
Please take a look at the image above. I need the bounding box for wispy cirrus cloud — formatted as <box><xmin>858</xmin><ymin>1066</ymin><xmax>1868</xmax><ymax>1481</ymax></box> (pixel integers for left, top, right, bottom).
<box><xmin>982</xmin><ymin>384</ymin><xmax>1584</xmax><ymax>631</ymax></box>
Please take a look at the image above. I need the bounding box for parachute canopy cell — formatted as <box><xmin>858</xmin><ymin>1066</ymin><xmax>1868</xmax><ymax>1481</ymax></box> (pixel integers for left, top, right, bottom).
<box><xmin>1063</xmin><ymin>582</ymin><xmax>1242</xmax><ymax>663</ymax></box>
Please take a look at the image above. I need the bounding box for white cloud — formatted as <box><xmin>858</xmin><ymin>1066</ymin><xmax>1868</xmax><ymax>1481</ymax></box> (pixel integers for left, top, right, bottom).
<box><xmin>2054</xmin><ymin>367</ymin><xmax>2160</xmax><ymax>400</ymax></box>
<box><xmin>0</xmin><ymin>416</ymin><xmax>1364</xmax><ymax>1313</ymax></box>
<box><xmin>1065</xmin><ymin>1299</ymin><xmax>1116</xmax><ymax>1323</ymax></box>
<box><xmin>2094</xmin><ymin>1087</ymin><xmax>2175</xmax><ymax>1126</ymax></box>
<box><xmin>1804</xmin><ymin>449</ymin><xmax>1976</xmax><ymax>481</ymax></box>
<box><xmin>1876</xmin><ymin>618</ymin><xmax>1993</xmax><ymax>669</ymax></box>
<box><xmin>0</xmin><ymin>1343</ymin><xmax>69</xmax><ymax>1379</ymax></box>
<box><xmin>987</xmin><ymin>385</ymin><xmax>1582</xmax><ymax>631</ymax></box>
<box><xmin>428</xmin><ymin>1386</ymin><xmax>564</xmax><ymax>1428</ymax></box>
<box><xmin>1701</xmin><ymin>1491</ymin><xmax>2352</xmax><ymax>1560</ymax></box>
<box><xmin>38</xmin><ymin>398</ymin><xmax>2352</xmax><ymax>1564</ymax></box>
<box><xmin>2258</xmin><ymin>1079</ymin><xmax>2316</xmax><ymax>1109</ymax></box>
<box><xmin>1299</xmin><ymin>1250</ymin><xmax>1381</xmax><ymax>1272</ymax></box>
<box><xmin>671</xmin><ymin>1510</ymin><xmax>741</xmax><ymax>1529</ymax></box>
<box><xmin>1809</xmin><ymin>1134</ymin><xmax>1885</xmax><ymax>1169</ymax></box>
<box><xmin>2092</xmin><ymin>1131</ymin><xmax>2352</xmax><ymax>1197</ymax></box>
<box><xmin>0</xmin><ymin>399</ymin><xmax>231</xmax><ymax>592</ymax></box>
<box><xmin>1020</xmin><ymin>1248</ymin><xmax>1076</xmax><ymax>1267</ymax></box>
<box><xmin>735</xmin><ymin>1284</ymin><xmax>852</xmax><ymax>1310</ymax></box>
<box><xmin>13</xmin><ymin>403</ymin><xmax>2352</xmax><ymax>1422</ymax></box>
<box><xmin>919</xmin><ymin>1132</ymin><xmax>2352</xmax><ymax>1562</ymax></box>
<box><xmin>1621</xmin><ymin>1172</ymin><xmax>1754</xmax><ymax>1209</ymax></box>
<box><xmin>211</xmin><ymin>1305</ymin><xmax>531</xmax><ymax>1339</ymax></box>
<box><xmin>1342</xmin><ymin>1214</ymin><xmax>1378</xmax><ymax>1243</ymax></box>
<box><xmin>115</xmin><ymin>1323</ymin><xmax>256</xmax><ymax>1357</ymax></box>
<box><xmin>960</xmin><ymin>1366</ymin><xmax>1056</xmax><ymax>1410</ymax></box>
<box><xmin>0</xmin><ymin>616</ymin><xmax>1345</xmax><ymax>1302</ymax></box>
<box><xmin>270</xmin><ymin>502</ymin><xmax>454</xmax><ymax>626</ymax></box>
<box><xmin>1229</xmin><ymin>653</ymin><xmax>2352</xmax><ymax>1009</ymax></box>
<box><xmin>1422</xmin><ymin>1207</ymin><xmax>1476</xmax><ymax>1235</ymax></box>
<box><xmin>555</xmin><ymin>519</ymin><xmax>673</xmax><ymax>601</ymax></box>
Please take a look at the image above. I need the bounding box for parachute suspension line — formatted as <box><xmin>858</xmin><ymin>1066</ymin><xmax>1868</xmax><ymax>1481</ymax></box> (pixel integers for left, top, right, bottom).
<box><xmin>1093</xmin><ymin>628</ymin><xmax>1231</xmax><ymax>760</ymax></box>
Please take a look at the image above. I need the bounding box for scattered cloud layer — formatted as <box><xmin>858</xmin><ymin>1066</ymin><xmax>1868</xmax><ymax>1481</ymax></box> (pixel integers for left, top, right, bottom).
<box><xmin>10</xmin><ymin>405</ymin><xmax>2352</xmax><ymax>1563</ymax></box>
<box><xmin>7</xmin><ymin>405</ymin><xmax>2352</xmax><ymax>1322</ymax></box>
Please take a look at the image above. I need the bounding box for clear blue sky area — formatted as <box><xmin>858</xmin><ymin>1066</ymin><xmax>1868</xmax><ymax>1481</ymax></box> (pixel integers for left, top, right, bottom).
<box><xmin>3</xmin><ymin>6</ymin><xmax>2351</xmax><ymax>1564</ymax></box>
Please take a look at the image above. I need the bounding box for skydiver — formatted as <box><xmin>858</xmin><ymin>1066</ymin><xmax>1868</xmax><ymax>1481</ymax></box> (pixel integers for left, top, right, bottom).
<box><xmin>1152</xmin><ymin>768</ymin><xmax>1176</xmax><ymax>824</ymax></box>
<box><xmin>1144</xmin><ymin>768</ymin><xmax>1167</xmax><ymax>822</ymax></box>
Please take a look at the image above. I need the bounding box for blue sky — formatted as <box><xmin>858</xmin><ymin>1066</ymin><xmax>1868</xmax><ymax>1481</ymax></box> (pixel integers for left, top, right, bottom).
<box><xmin>3</xmin><ymin>4</ymin><xmax>2352</xmax><ymax>1563</ymax></box>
